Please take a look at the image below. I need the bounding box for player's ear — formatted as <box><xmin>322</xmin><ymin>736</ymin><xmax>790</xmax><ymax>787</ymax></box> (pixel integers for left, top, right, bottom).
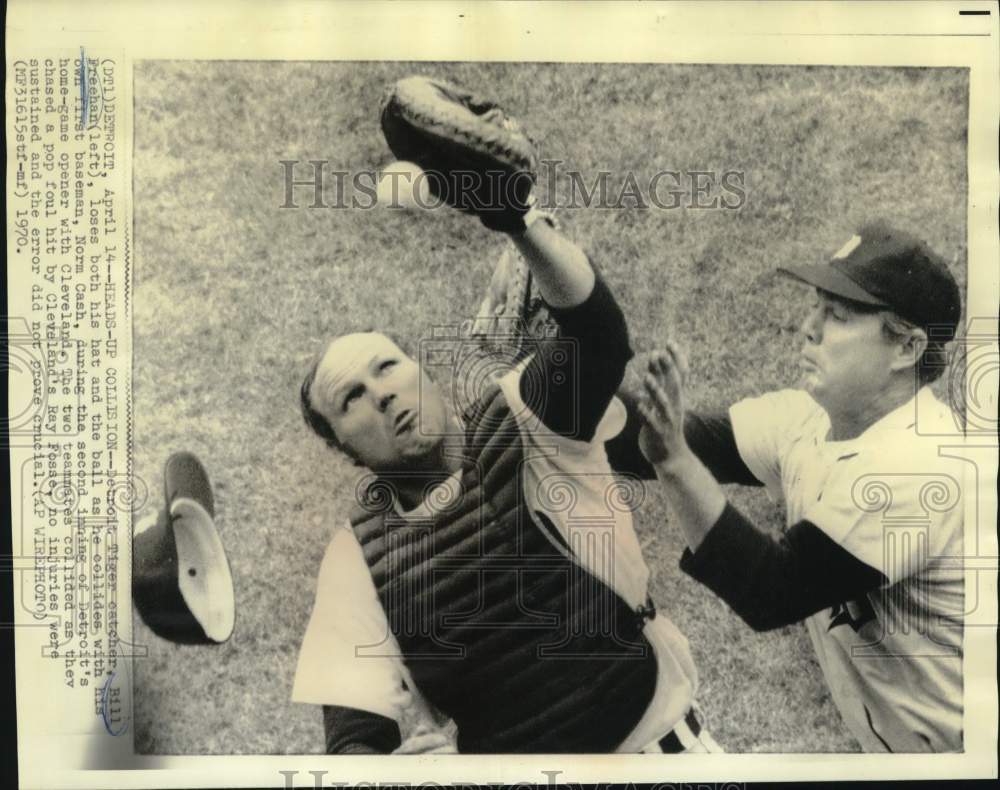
<box><xmin>889</xmin><ymin>325</ymin><xmax>928</xmax><ymax>374</ymax></box>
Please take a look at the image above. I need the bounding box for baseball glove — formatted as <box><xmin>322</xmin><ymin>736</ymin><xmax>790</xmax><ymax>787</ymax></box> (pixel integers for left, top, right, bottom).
<box><xmin>380</xmin><ymin>75</ymin><xmax>539</xmax><ymax>232</ymax></box>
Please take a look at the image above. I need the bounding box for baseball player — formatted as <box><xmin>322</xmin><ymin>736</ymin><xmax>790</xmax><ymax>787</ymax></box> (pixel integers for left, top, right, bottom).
<box><xmin>291</xmin><ymin>76</ymin><xmax>719</xmax><ymax>754</ymax></box>
<box><xmin>626</xmin><ymin>222</ymin><xmax>964</xmax><ymax>752</ymax></box>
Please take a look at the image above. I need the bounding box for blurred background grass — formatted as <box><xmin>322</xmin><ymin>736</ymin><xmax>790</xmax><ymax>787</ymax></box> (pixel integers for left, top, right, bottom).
<box><xmin>131</xmin><ymin>61</ymin><xmax>967</xmax><ymax>754</ymax></box>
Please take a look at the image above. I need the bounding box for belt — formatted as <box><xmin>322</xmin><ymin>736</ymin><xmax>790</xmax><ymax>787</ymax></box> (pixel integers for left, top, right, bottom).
<box><xmin>656</xmin><ymin>708</ymin><xmax>702</xmax><ymax>754</ymax></box>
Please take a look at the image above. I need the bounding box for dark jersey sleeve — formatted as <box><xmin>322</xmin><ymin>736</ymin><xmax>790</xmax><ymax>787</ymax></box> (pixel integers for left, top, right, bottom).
<box><xmin>322</xmin><ymin>704</ymin><xmax>402</xmax><ymax>755</ymax></box>
<box><xmin>519</xmin><ymin>272</ymin><xmax>631</xmax><ymax>442</ymax></box>
<box><xmin>605</xmin><ymin>388</ymin><xmax>763</xmax><ymax>486</ymax></box>
<box><xmin>678</xmin><ymin>503</ymin><xmax>887</xmax><ymax>631</ymax></box>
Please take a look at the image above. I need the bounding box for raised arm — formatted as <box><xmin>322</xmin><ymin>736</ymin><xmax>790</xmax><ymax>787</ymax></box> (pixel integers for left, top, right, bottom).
<box><xmin>637</xmin><ymin>347</ymin><xmax>885</xmax><ymax>631</ymax></box>
<box><xmin>508</xmin><ymin>218</ymin><xmax>595</xmax><ymax>308</ymax></box>
<box><xmin>382</xmin><ymin>75</ymin><xmax>633</xmax><ymax>441</ymax></box>
<box><xmin>507</xmin><ymin>219</ymin><xmax>630</xmax><ymax>441</ymax></box>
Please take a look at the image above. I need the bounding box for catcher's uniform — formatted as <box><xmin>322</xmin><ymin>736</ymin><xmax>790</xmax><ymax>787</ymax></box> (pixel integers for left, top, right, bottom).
<box><xmin>293</xmin><ymin>363</ymin><xmax>713</xmax><ymax>753</ymax></box>
<box><xmin>294</xmin><ymin>276</ymin><xmax>717</xmax><ymax>753</ymax></box>
<box><xmin>713</xmin><ymin>387</ymin><xmax>964</xmax><ymax>752</ymax></box>
<box><xmin>296</xmin><ymin>74</ymin><xmax>722</xmax><ymax>753</ymax></box>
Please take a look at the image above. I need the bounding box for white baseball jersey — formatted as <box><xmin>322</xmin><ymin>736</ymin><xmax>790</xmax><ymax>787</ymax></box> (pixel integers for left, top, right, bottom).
<box><xmin>730</xmin><ymin>386</ymin><xmax>965</xmax><ymax>752</ymax></box>
<box><xmin>292</xmin><ymin>362</ymin><xmax>699</xmax><ymax>752</ymax></box>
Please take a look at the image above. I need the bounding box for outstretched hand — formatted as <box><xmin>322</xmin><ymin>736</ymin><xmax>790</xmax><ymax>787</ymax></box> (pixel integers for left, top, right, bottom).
<box><xmin>637</xmin><ymin>343</ymin><xmax>691</xmax><ymax>467</ymax></box>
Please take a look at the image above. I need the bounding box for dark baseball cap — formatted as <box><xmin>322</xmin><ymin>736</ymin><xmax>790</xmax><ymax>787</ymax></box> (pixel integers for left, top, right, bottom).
<box><xmin>779</xmin><ymin>221</ymin><xmax>962</xmax><ymax>340</ymax></box>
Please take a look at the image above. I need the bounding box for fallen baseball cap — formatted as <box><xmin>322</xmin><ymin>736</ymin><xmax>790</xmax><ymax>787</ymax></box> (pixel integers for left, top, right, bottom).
<box><xmin>778</xmin><ymin>221</ymin><xmax>962</xmax><ymax>340</ymax></box>
<box><xmin>133</xmin><ymin>452</ymin><xmax>236</xmax><ymax>644</ymax></box>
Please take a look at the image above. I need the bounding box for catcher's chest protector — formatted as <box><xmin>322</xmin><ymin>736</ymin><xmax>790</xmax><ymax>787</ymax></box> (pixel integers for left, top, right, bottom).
<box><xmin>352</xmin><ymin>386</ymin><xmax>658</xmax><ymax>753</ymax></box>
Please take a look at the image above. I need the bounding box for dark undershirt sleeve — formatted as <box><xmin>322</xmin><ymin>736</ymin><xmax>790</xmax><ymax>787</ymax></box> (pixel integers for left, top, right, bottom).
<box><xmin>679</xmin><ymin>503</ymin><xmax>887</xmax><ymax>631</ymax></box>
<box><xmin>520</xmin><ymin>272</ymin><xmax>631</xmax><ymax>443</ymax></box>
<box><xmin>683</xmin><ymin>412</ymin><xmax>764</xmax><ymax>487</ymax></box>
<box><xmin>602</xmin><ymin>384</ymin><xmax>654</xmax><ymax>478</ymax></box>
<box><xmin>605</xmin><ymin>390</ymin><xmax>763</xmax><ymax>486</ymax></box>
<box><xmin>322</xmin><ymin>704</ymin><xmax>402</xmax><ymax>755</ymax></box>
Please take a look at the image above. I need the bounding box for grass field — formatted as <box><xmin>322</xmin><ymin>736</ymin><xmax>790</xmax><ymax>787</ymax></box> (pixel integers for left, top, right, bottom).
<box><xmin>131</xmin><ymin>61</ymin><xmax>967</xmax><ymax>754</ymax></box>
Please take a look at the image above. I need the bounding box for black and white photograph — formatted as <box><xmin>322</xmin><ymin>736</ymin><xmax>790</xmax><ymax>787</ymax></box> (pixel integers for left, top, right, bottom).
<box><xmin>130</xmin><ymin>60</ymin><xmax>971</xmax><ymax>756</ymax></box>
<box><xmin>6</xmin><ymin>3</ymin><xmax>998</xmax><ymax>787</ymax></box>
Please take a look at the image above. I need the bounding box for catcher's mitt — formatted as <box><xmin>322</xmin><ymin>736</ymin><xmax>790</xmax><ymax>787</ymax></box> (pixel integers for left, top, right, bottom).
<box><xmin>381</xmin><ymin>75</ymin><xmax>539</xmax><ymax>232</ymax></box>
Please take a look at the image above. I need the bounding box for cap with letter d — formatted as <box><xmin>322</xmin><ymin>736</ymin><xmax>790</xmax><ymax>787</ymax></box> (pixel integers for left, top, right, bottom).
<box><xmin>778</xmin><ymin>220</ymin><xmax>963</xmax><ymax>341</ymax></box>
<box><xmin>132</xmin><ymin>452</ymin><xmax>236</xmax><ymax>644</ymax></box>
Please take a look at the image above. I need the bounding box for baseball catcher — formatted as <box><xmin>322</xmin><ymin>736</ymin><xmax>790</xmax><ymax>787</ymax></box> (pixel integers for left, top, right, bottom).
<box><xmin>291</xmin><ymin>75</ymin><xmax>719</xmax><ymax>754</ymax></box>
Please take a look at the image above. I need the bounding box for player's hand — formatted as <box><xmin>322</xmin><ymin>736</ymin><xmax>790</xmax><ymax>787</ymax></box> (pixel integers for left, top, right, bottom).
<box><xmin>392</xmin><ymin>723</ymin><xmax>457</xmax><ymax>754</ymax></box>
<box><xmin>637</xmin><ymin>343</ymin><xmax>691</xmax><ymax>467</ymax></box>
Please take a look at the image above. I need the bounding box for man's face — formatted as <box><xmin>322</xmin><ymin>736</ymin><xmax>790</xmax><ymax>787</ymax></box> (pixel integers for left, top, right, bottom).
<box><xmin>797</xmin><ymin>289</ymin><xmax>898</xmax><ymax>414</ymax></box>
<box><xmin>312</xmin><ymin>332</ymin><xmax>451</xmax><ymax>471</ymax></box>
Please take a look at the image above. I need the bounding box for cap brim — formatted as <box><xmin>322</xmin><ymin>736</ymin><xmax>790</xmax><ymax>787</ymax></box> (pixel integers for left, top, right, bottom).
<box><xmin>171</xmin><ymin>497</ymin><xmax>236</xmax><ymax>643</ymax></box>
<box><xmin>132</xmin><ymin>452</ymin><xmax>235</xmax><ymax>644</ymax></box>
<box><xmin>777</xmin><ymin>263</ymin><xmax>888</xmax><ymax>307</ymax></box>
